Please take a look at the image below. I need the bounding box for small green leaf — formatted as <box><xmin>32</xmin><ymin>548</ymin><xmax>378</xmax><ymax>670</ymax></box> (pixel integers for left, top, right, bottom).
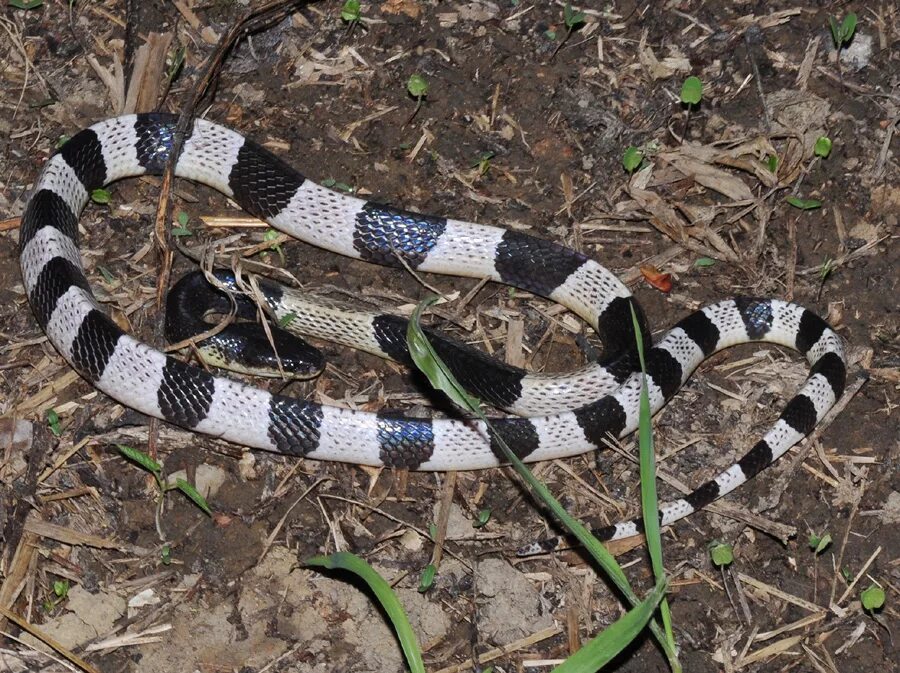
<box><xmin>814</xmin><ymin>136</ymin><xmax>832</xmax><ymax>159</ymax></box>
<box><xmin>341</xmin><ymin>0</ymin><xmax>361</xmax><ymax>22</ymax></box>
<box><xmin>563</xmin><ymin>2</ymin><xmax>586</xmax><ymax>29</ymax></box>
<box><xmin>766</xmin><ymin>154</ymin><xmax>778</xmax><ymax>172</ymax></box>
<box><xmin>116</xmin><ymin>444</ymin><xmax>162</xmax><ymax>476</ymax></box>
<box><xmin>694</xmin><ymin>257</ymin><xmax>716</xmax><ymax>268</ymax></box>
<box><xmin>828</xmin><ymin>16</ymin><xmax>841</xmax><ymax>47</ymax></box>
<box><xmin>427</xmin><ymin>522</ymin><xmax>438</xmax><ymax>539</ymax></box>
<box><xmin>808</xmin><ymin>532</ymin><xmax>832</xmax><ymax>554</ymax></box>
<box><xmin>175</xmin><ymin>478</ymin><xmax>212</xmax><ymax>515</ymax></box>
<box><xmin>472</xmin><ymin>509</ymin><xmax>491</xmax><ymax>528</ymax></box>
<box><xmin>91</xmin><ymin>188</ymin><xmax>111</xmax><ymax>205</ymax></box>
<box><xmin>56</xmin><ymin>134</ymin><xmax>71</xmax><ymax>149</ymax></box>
<box><xmin>160</xmin><ymin>545</ymin><xmax>172</xmax><ymax>565</ymax></box>
<box><xmin>786</xmin><ymin>196</ymin><xmax>822</xmax><ymax>210</ymax></box>
<box><xmin>53</xmin><ymin>580</ymin><xmax>69</xmax><ymax>598</ymax></box>
<box><xmin>544</xmin><ymin>29</ymin><xmax>557</xmax><ymax>40</ymax></box>
<box><xmin>840</xmin><ymin>13</ymin><xmax>858</xmax><ymax>43</ymax></box>
<box><xmin>407</xmin><ymin>74</ymin><xmax>428</xmax><ymax>98</ymax></box>
<box><xmin>8</xmin><ymin>0</ymin><xmax>44</xmax><ymax>9</ymax></box>
<box><xmin>709</xmin><ymin>541</ymin><xmax>734</xmax><ymax>568</ymax></box>
<box><xmin>622</xmin><ymin>146</ymin><xmax>643</xmax><ymax>173</ymax></box>
<box><xmin>177</xmin><ymin>210</ymin><xmax>189</xmax><ymax>226</ymax></box>
<box><xmin>680</xmin><ymin>76</ymin><xmax>703</xmax><ymax>105</ymax></box>
<box><xmin>841</xmin><ymin>566</ymin><xmax>852</xmax><ymax>582</ymax></box>
<box><xmin>171</xmin><ymin>226</ymin><xmax>192</xmax><ymax>237</ymax></box>
<box><xmin>46</xmin><ymin>408</ymin><xmax>61</xmax><ymax>436</ymax></box>
<box><xmin>418</xmin><ymin>563</ymin><xmax>436</xmax><ymax>592</ymax></box>
<box><xmin>307</xmin><ymin>552</ymin><xmax>426</xmax><ymax>673</ymax></box>
<box><xmin>861</xmin><ymin>584</ymin><xmax>885</xmax><ymax>612</ymax></box>
<box><xmin>322</xmin><ymin>178</ymin><xmax>337</xmax><ymax>188</ymax></box>
<box><xmin>819</xmin><ymin>257</ymin><xmax>835</xmax><ymax>281</ymax></box>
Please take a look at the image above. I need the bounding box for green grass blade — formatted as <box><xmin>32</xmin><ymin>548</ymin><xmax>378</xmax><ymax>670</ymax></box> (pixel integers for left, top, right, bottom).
<box><xmin>552</xmin><ymin>577</ymin><xmax>667</xmax><ymax>673</ymax></box>
<box><xmin>307</xmin><ymin>552</ymin><xmax>425</xmax><ymax>673</ymax></box>
<box><xmin>630</xmin><ymin>304</ymin><xmax>679</xmax><ymax>668</ymax></box>
<box><xmin>406</xmin><ymin>298</ymin><xmax>681</xmax><ymax>667</ymax></box>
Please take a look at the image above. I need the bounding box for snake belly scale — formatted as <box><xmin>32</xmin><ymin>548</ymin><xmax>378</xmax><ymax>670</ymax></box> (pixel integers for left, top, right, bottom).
<box><xmin>18</xmin><ymin>114</ymin><xmax>847</xmax><ymax>543</ymax></box>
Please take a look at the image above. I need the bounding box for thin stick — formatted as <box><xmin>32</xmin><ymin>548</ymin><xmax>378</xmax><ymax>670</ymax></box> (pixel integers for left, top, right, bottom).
<box><xmin>0</xmin><ymin>605</ymin><xmax>101</xmax><ymax>673</ymax></box>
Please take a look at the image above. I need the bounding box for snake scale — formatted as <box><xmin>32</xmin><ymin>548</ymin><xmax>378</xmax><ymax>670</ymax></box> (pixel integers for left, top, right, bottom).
<box><xmin>19</xmin><ymin>114</ymin><xmax>847</xmax><ymax>548</ymax></box>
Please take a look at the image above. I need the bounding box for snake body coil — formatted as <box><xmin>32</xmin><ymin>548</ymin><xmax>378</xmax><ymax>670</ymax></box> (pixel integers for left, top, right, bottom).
<box><xmin>19</xmin><ymin>114</ymin><xmax>846</xmax><ymax>543</ymax></box>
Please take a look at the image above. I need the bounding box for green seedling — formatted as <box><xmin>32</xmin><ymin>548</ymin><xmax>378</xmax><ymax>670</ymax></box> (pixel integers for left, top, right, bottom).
<box><xmin>766</xmin><ymin>154</ymin><xmax>778</xmax><ymax>173</ymax></box>
<box><xmin>56</xmin><ymin>134</ymin><xmax>71</xmax><ymax>149</ymax></box>
<box><xmin>9</xmin><ymin>0</ymin><xmax>43</xmax><ymax>9</ymax></box>
<box><xmin>172</xmin><ymin>210</ymin><xmax>192</xmax><ymax>237</ymax></box>
<box><xmin>817</xmin><ymin>256</ymin><xmax>835</xmax><ymax>300</ymax></box>
<box><xmin>472</xmin><ymin>508</ymin><xmax>491</xmax><ymax>528</ymax></box>
<box><xmin>709</xmin><ymin>541</ymin><xmax>734</xmax><ymax>568</ymax></box>
<box><xmin>91</xmin><ymin>188</ymin><xmax>111</xmax><ymax>205</ymax></box>
<box><xmin>694</xmin><ymin>257</ymin><xmax>716</xmax><ymax>268</ymax></box>
<box><xmin>550</xmin><ymin>2</ymin><xmax>586</xmax><ymax>60</ymax></box>
<box><xmin>116</xmin><ymin>444</ymin><xmax>211</xmax><ymax>542</ymax></box>
<box><xmin>861</xmin><ymin>584</ymin><xmax>885</xmax><ymax>613</ymax></box>
<box><xmin>808</xmin><ymin>532</ymin><xmax>832</xmax><ymax>555</ymax></box>
<box><xmin>622</xmin><ymin>146</ymin><xmax>644</xmax><ymax>173</ymax></box>
<box><xmin>42</xmin><ymin>579</ymin><xmax>70</xmax><ymax>612</ymax></box>
<box><xmin>472</xmin><ymin>151</ymin><xmax>495</xmax><ymax>176</ymax></box>
<box><xmin>418</xmin><ymin>563</ymin><xmax>436</xmax><ymax>593</ymax></box>
<box><xmin>263</xmin><ymin>228</ymin><xmax>285</xmax><ymax>263</ymax></box>
<box><xmin>340</xmin><ymin>0</ymin><xmax>363</xmax><ymax>34</ymax></box>
<box><xmin>679</xmin><ymin>76</ymin><xmax>703</xmax><ymax>142</ymax></box>
<box><xmin>814</xmin><ymin>136</ymin><xmax>833</xmax><ymax>159</ymax></box>
<box><xmin>160</xmin><ymin>544</ymin><xmax>173</xmax><ymax>565</ymax></box>
<box><xmin>406</xmin><ymin>74</ymin><xmax>429</xmax><ymax>125</ymax></box>
<box><xmin>46</xmin><ymin>408</ymin><xmax>61</xmax><ymax>436</ymax></box>
<box><xmin>829</xmin><ymin>13</ymin><xmax>857</xmax><ymax>51</ymax></box>
<box><xmin>341</xmin><ymin>0</ymin><xmax>360</xmax><ymax>22</ymax></box>
<box><xmin>786</xmin><ymin>196</ymin><xmax>822</xmax><ymax>210</ymax></box>
<box><xmin>53</xmin><ymin>580</ymin><xmax>69</xmax><ymax>600</ymax></box>
<box><xmin>829</xmin><ymin>12</ymin><xmax>857</xmax><ymax>79</ymax></box>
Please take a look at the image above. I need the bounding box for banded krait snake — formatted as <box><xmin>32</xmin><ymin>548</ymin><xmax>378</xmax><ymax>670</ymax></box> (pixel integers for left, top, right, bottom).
<box><xmin>19</xmin><ymin>114</ymin><xmax>846</xmax><ymax>546</ymax></box>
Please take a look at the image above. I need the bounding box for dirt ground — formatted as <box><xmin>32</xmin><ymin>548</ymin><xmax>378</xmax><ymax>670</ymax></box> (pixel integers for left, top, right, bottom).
<box><xmin>1</xmin><ymin>1</ymin><xmax>898</xmax><ymax>672</ymax></box>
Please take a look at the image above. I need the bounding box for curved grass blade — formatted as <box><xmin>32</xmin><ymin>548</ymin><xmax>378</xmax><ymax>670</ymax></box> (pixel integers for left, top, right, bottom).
<box><xmin>630</xmin><ymin>303</ymin><xmax>679</xmax><ymax>663</ymax></box>
<box><xmin>552</xmin><ymin>578</ymin><xmax>667</xmax><ymax>673</ymax></box>
<box><xmin>306</xmin><ymin>552</ymin><xmax>425</xmax><ymax>673</ymax></box>
<box><xmin>407</xmin><ymin>296</ymin><xmax>680</xmax><ymax>669</ymax></box>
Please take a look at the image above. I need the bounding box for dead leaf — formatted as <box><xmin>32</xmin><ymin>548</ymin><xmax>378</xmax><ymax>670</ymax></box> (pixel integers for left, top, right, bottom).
<box><xmin>640</xmin><ymin>265</ymin><xmax>673</xmax><ymax>293</ymax></box>
<box><xmin>381</xmin><ymin>0</ymin><xmax>421</xmax><ymax>19</ymax></box>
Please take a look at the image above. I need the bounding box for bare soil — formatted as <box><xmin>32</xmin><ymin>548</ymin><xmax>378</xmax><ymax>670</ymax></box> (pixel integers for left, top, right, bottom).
<box><xmin>1</xmin><ymin>2</ymin><xmax>898</xmax><ymax>673</ymax></box>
